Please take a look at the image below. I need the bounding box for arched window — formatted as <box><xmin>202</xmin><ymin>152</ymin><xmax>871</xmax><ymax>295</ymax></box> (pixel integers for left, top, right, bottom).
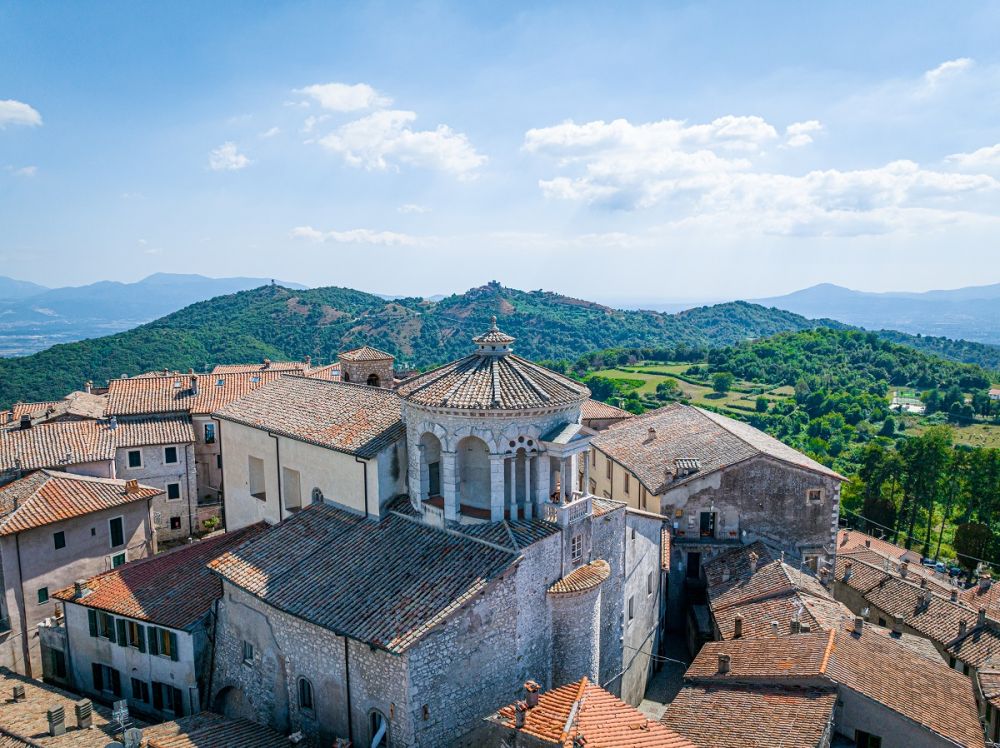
<box><xmin>298</xmin><ymin>677</ymin><xmax>314</xmax><ymax>712</ymax></box>
<box><xmin>342</xmin><ymin>372</ymin><xmax>351</xmax><ymax>382</ymax></box>
<box><xmin>369</xmin><ymin>709</ymin><xmax>388</xmax><ymax>747</ymax></box>
<box><xmin>366</xmin><ymin>373</ymin><xmax>380</xmax><ymax>387</ymax></box>
<box><xmin>311</xmin><ymin>488</ymin><xmax>324</xmax><ymax>504</ymax></box>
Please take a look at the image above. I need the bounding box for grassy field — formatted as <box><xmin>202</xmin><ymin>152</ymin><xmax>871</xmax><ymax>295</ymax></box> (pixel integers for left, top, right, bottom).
<box><xmin>903</xmin><ymin>415</ymin><xmax>1000</xmax><ymax>448</ymax></box>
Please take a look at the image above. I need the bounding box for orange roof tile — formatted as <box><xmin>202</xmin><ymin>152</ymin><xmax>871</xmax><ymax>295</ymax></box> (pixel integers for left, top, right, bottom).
<box><xmin>141</xmin><ymin>711</ymin><xmax>289</xmax><ymax>748</ymax></box>
<box><xmin>106</xmin><ymin>371</ymin><xmax>288</xmax><ymax>416</ymax></box>
<box><xmin>581</xmin><ymin>398</ymin><xmax>633</xmax><ymax>422</ymax></box>
<box><xmin>339</xmin><ymin>345</ymin><xmax>394</xmax><ymax>361</ymax></box>
<box><xmin>548</xmin><ymin>560</ymin><xmax>610</xmax><ymax>595</ymax></box>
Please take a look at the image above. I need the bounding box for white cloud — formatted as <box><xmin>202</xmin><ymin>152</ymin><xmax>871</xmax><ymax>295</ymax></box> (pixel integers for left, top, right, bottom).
<box><xmin>398</xmin><ymin>203</ymin><xmax>431</xmax><ymax>214</ymax></box>
<box><xmin>290</xmin><ymin>226</ymin><xmax>419</xmax><ymax>246</ymax></box>
<box><xmin>946</xmin><ymin>143</ymin><xmax>1000</xmax><ymax>172</ymax></box>
<box><xmin>296</xmin><ymin>82</ymin><xmax>392</xmax><ymax>112</ymax></box>
<box><xmin>301</xmin><ymin>115</ymin><xmax>330</xmax><ymax>134</ymax></box>
<box><xmin>784</xmin><ymin>120</ymin><xmax>823</xmax><ymax>148</ymax></box>
<box><xmin>208</xmin><ymin>142</ymin><xmax>251</xmax><ymax>171</ymax></box>
<box><xmin>5</xmin><ymin>165</ymin><xmax>36</xmax><ymax>177</ymax></box>
<box><xmin>317</xmin><ymin>109</ymin><xmax>486</xmax><ymax>177</ymax></box>
<box><xmin>259</xmin><ymin>126</ymin><xmax>281</xmax><ymax>139</ymax></box>
<box><xmin>0</xmin><ymin>100</ymin><xmax>42</xmax><ymax>128</ymax></box>
<box><xmin>923</xmin><ymin>58</ymin><xmax>974</xmax><ymax>90</ymax></box>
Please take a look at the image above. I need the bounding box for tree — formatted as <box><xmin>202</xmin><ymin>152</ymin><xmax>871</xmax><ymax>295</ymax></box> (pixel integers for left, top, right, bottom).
<box><xmin>954</xmin><ymin>522</ymin><xmax>992</xmax><ymax>571</ymax></box>
<box><xmin>879</xmin><ymin>417</ymin><xmax>895</xmax><ymax>437</ymax></box>
<box><xmin>712</xmin><ymin>371</ymin><xmax>735</xmax><ymax>394</ymax></box>
<box><xmin>899</xmin><ymin>426</ymin><xmax>953</xmax><ymax>552</ymax></box>
<box><xmin>755</xmin><ymin>396</ymin><xmax>769</xmax><ymax>413</ymax></box>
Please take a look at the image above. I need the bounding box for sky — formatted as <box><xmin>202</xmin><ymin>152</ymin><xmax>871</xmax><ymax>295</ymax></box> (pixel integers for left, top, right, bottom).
<box><xmin>2</xmin><ymin>1</ymin><xmax>1000</xmax><ymax>302</ymax></box>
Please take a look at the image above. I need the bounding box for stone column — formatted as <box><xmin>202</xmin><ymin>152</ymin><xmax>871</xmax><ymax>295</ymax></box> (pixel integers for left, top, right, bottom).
<box><xmin>583</xmin><ymin>450</ymin><xmax>591</xmax><ymax>495</ymax></box>
<box><xmin>408</xmin><ymin>443</ymin><xmax>423</xmax><ymax>506</ymax></box>
<box><xmin>505</xmin><ymin>457</ymin><xmax>514</xmax><ymax>517</ymax></box>
<box><xmin>441</xmin><ymin>451</ymin><xmax>459</xmax><ymax>521</ymax></box>
<box><xmin>525</xmin><ymin>456</ymin><xmax>536</xmax><ymax>520</ymax></box>
<box><xmin>490</xmin><ymin>455</ymin><xmax>505</xmax><ymax>522</ymax></box>
<box><xmin>561</xmin><ymin>456</ymin><xmax>573</xmax><ymax>501</ymax></box>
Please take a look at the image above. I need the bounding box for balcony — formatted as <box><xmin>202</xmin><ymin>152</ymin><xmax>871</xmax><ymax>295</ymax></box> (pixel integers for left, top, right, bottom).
<box><xmin>543</xmin><ymin>492</ymin><xmax>592</xmax><ymax>528</ymax></box>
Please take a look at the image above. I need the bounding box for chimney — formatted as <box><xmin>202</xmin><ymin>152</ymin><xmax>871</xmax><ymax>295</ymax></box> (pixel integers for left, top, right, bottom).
<box><xmin>263</xmin><ymin>357</ymin><xmax>272</xmax><ymax>369</ymax></box>
<box><xmin>514</xmin><ymin>701</ymin><xmax>528</xmax><ymax>729</ymax></box>
<box><xmin>717</xmin><ymin>653</ymin><xmax>731</xmax><ymax>674</ymax></box>
<box><xmin>190</xmin><ymin>375</ymin><xmax>199</xmax><ymax>395</ymax></box>
<box><xmin>843</xmin><ymin>561</ymin><xmax>853</xmax><ymax>582</ymax></box>
<box><xmin>899</xmin><ymin>562</ymin><xmax>908</xmax><ymax>579</ymax></box>
<box><xmin>790</xmin><ymin>619</ymin><xmax>801</xmax><ymax>634</ymax></box>
<box><xmin>12</xmin><ymin>685</ymin><xmax>25</xmax><ymax>702</ymax></box>
<box><xmin>524</xmin><ymin>680</ymin><xmax>540</xmax><ymax>709</ymax></box>
<box><xmin>720</xmin><ymin>567</ymin><xmax>730</xmax><ymax>583</ymax></box>
<box><xmin>125</xmin><ymin>479</ymin><xmax>139</xmax><ymax>495</ymax></box>
<box><xmin>854</xmin><ymin>615</ymin><xmax>864</xmax><ymax>635</ymax></box>
<box><xmin>47</xmin><ymin>706</ymin><xmax>65</xmax><ymax>737</ymax></box>
<box><xmin>647</xmin><ymin>427</ymin><xmax>657</xmax><ymax>441</ymax></box>
<box><xmin>18</xmin><ymin>414</ymin><xmax>31</xmax><ymax>430</ymax></box>
<box><xmin>748</xmin><ymin>552</ymin><xmax>759</xmax><ymax>574</ymax></box>
<box><xmin>959</xmin><ymin>620</ymin><xmax>968</xmax><ymax>638</ymax></box>
<box><xmin>892</xmin><ymin>616</ymin><xmax>904</xmax><ymax>636</ymax></box>
<box><xmin>770</xmin><ymin>620</ymin><xmax>779</xmax><ymax>635</ymax></box>
<box><xmin>304</xmin><ymin>355</ymin><xmax>312</xmax><ymax>367</ymax></box>
<box><xmin>951</xmin><ymin>589</ymin><xmax>958</xmax><ymax>602</ymax></box>
<box><xmin>919</xmin><ymin>577</ymin><xmax>927</xmax><ymax>589</ymax></box>
<box><xmin>979</xmin><ymin>607</ymin><xmax>987</xmax><ymax>627</ymax></box>
<box><xmin>84</xmin><ymin>380</ymin><xmax>92</xmax><ymax>394</ymax></box>
<box><xmin>865</xmin><ymin>538</ymin><xmax>871</xmax><ymax>548</ymax></box>
<box><xmin>733</xmin><ymin>614</ymin><xmax>744</xmax><ymax>639</ymax></box>
<box><xmin>980</xmin><ymin>574</ymin><xmax>992</xmax><ymax>593</ymax></box>
<box><xmin>107</xmin><ymin>415</ymin><xmax>118</xmax><ymax>431</ymax></box>
<box><xmin>73</xmin><ymin>580</ymin><xmax>89</xmax><ymax>599</ymax></box>
<box><xmin>74</xmin><ymin>699</ymin><xmax>92</xmax><ymax>729</ymax></box>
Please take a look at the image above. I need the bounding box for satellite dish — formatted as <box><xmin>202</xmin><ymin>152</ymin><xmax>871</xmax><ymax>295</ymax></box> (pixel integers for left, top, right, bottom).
<box><xmin>123</xmin><ymin>728</ymin><xmax>143</xmax><ymax>748</ymax></box>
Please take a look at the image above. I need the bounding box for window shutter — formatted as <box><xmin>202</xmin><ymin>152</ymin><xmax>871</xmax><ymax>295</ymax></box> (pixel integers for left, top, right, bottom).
<box><xmin>169</xmin><ymin>632</ymin><xmax>179</xmax><ymax>662</ymax></box>
<box><xmin>111</xmin><ymin>669</ymin><xmax>122</xmax><ymax>697</ymax></box>
<box><xmin>136</xmin><ymin>625</ymin><xmax>146</xmax><ymax>653</ymax></box>
<box><xmin>148</xmin><ymin>626</ymin><xmax>159</xmax><ymax>656</ymax></box>
<box><xmin>106</xmin><ymin>616</ymin><xmax>116</xmax><ymax>643</ymax></box>
<box><xmin>172</xmin><ymin>687</ymin><xmax>184</xmax><ymax>717</ymax></box>
<box><xmin>91</xmin><ymin>663</ymin><xmax>103</xmax><ymax>692</ymax></box>
<box><xmin>152</xmin><ymin>682</ymin><xmax>163</xmax><ymax>710</ymax></box>
<box><xmin>115</xmin><ymin>619</ymin><xmax>127</xmax><ymax>647</ymax></box>
<box><xmin>87</xmin><ymin>609</ymin><xmax>97</xmax><ymax>637</ymax></box>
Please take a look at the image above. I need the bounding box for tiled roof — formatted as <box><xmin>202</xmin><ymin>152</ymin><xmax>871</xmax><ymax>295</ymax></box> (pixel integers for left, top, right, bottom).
<box><xmin>304</xmin><ymin>362</ymin><xmax>340</xmax><ymax>381</ymax></box>
<box><xmin>141</xmin><ymin>711</ymin><xmax>290</xmax><ymax>748</ymax></box>
<box><xmin>663</xmin><ymin>684</ymin><xmax>837</xmax><ymax>748</ymax></box>
<box><xmin>472</xmin><ymin>318</ymin><xmax>516</xmax><ymax>346</ymax></box>
<box><xmin>0</xmin><ymin>667</ymin><xmax>125</xmax><ymax>747</ymax></box>
<box><xmin>106</xmin><ymin>371</ymin><xmax>288</xmax><ymax>416</ymax></box>
<box><xmin>0</xmin><ymin>470</ymin><xmax>160</xmax><ymax>536</ymax></box>
<box><xmin>493</xmin><ymin>677</ymin><xmax>695</xmax><ymax>747</ymax></box>
<box><xmin>339</xmin><ymin>345</ymin><xmax>394</xmax><ymax>361</ymax></box>
<box><xmin>687</xmin><ymin>625</ymin><xmax>985</xmax><ymax>748</ymax></box>
<box><xmin>397</xmin><ymin>329</ymin><xmax>589</xmax><ymax>411</ymax></box>
<box><xmin>704</xmin><ymin>542</ymin><xmax>847</xmax><ymax>639</ymax></box>
<box><xmin>834</xmin><ymin>555</ymin><xmax>978</xmax><ymax>644</ymax></box>
<box><xmin>837</xmin><ymin>528</ymin><xmax>920</xmax><ymax>562</ymax></box>
<box><xmin>961</xmin><ymin>579</ymin><xmax>1000</xmax><ymax>615</ymax></box>
<box><xmin>11</xmin><ymin>391</ymin><xmax>106</xmax><ymax>423</ymax></box>
<box><xmin>591</xmin><ymin>496</ymin><xmax>625</xmax><ymax>517</ymax></box>
<box><xmin>9</xmin><ymin>401</ymin><xmax>61</xmax><ymax>420</ymax></box>
<box><xmin>211</xmin><ymin>360</ymin><xmax>310</xmax><ymax>374</ymax></box>
<box><xmin>947</xmin><ymin>621</ymin><xmax>1000</xmax><ymax>670</ymax></box>
<box><xmin>581</xmin><ymin>398</ymin><xmax>633</xmax><ymax>422</ymax></box>
<box><xmin>661</xmin><ymin>528</ymin><xmax>671</xmax><ymax>570</ymax></box>
<box><xmin>0</xmin><ymin>420</ymin><xmax>113</xmax><ymax>471</ymax></box>
<box><xmin>837</xmin><ymin>546</ymin><xmax>953</xmax><ymax>595</ymax></box>
<box><xmin>548</xmin><ymin>560</ymin><xmax>611</xmax><ymax>595</ymax></box>
<box><xmin>214</xmin><ymin>376</ymin><xmax>403</xmax><ymax>458</ymax></box>
<box><xmin>0</xmin><ymin>416</ymin><xmax>194</xmax><ymax>472</ymax></box>
<box><xmin>593</xmin><ymin>403</ymin><xmax>842</xmax><ymax>495</ymax></box>
<box><xmin>451</xmin><ymin>517</ymin><xmax>561</xmax><ymax>550</ymax></box>
<box><xmin>54</xmin><ymin>524</ymin><xmax>265</xmax><ymax>630</ymax></box>
<box><xmin>979</xmin><ymin>668</ymin><xmax>1000</xmax><ymax>711</ymax></box>
<box><xmin>209</xmin><ymin>503</ymin><xmax>518</xmax><ymax>654</ymax></box>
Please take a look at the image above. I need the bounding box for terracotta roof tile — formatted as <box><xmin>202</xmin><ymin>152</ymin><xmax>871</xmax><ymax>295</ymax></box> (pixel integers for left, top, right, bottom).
<box><xmin>494</xmin><ymin>677</ymin><xmax>696</xmax><ymax>747</ymax></box>
<box><xmin>581</xmin><ymin>398</ymin><xmax>633</xmax><ymax>422</ymax></box>
<box><xmin>54</xmin><ymin>524</ymin><xmax>265</xmax><ymax>630</ymax></box>
<box><xmin>663</xmin><ymin>684</ymin><xmax>837</xmax><ymax>748</ymax></box>
<box><xmin>339</xmin><ymin>345</ymin><xmax>394</xmax><ymax>362</ymax></box>
<box><xmin>947</xmin><ymin>621</ymin><xmax>1000</xmax><ymax>670</ymax></box>
<box><xmin>978</xmin><ymin>668</ymin><xmax>1000</xmax><ymax>711</ymax></box>
<box><xmin>106</xmin><ymin>371</ymin><xmax>288</xmax><ymax>416</ymax></box>
<box><xmin>214</xmin><ymin>376</ymin><xmax>403</xmax><ymax>458</ymax></box>
<box><xmin>837</xmin><ymin>528</ymin><xmax>920</xmax><ymax>562</ymax></box>
<box><xmin>209</xmin><ymin>503</ymin><xmax>518</xmax><ymax>653</ymax></box>
<box><xmin>593</xmin><ymin>403</ymin><xmax>842</xmax><ymax>495</ymax></box>
<box><xmin>141</xmin><ymin>711</ymin><xmax>291</xmax><ymax>748</ymax></box>
<box><xmin>11</xmin><ymin>391</ymin><xmax>106</xmax><ymax>423</ymax></box>
<box><xmin>548</xmin><ymin>560</ymin><xmax>611</xmax><ymax>595</ymax></box>
<box><xmin>0</xmin><ymin>470</ymin><xmax>160</xmax><ymax>536</ymax></box>
<box><xmin>211</xmin><ymin>360</ymin><xmax>310</xmax><ymax>374</ymax></box>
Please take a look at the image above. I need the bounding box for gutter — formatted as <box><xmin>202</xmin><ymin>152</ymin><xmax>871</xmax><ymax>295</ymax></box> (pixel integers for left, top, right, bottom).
<box><xmin>355</xmin><ymin>457</ymin><xmax>369</xmax><ymax>519</ymax></box>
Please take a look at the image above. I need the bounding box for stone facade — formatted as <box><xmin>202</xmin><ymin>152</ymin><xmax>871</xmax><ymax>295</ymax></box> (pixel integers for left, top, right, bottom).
<box><xmin>339</xmin><ymin>353</ymin><xmax>394</xmax><ymax>389</ymax></box>
<box><xmin>115</xmin><ymin>440</ymin><xmax>197</xmax><ymax>542</ymax></box>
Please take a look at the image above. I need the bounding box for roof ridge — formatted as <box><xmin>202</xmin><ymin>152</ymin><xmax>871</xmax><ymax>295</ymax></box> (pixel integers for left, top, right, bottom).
<box><xmin>819</xmin><ymin>628</ymin><xmax>836</xmax><ymax>674</ymax></box>
<box><xmin>561</xmin><ymin>677</ymin><xmax>590</xmax><ymax>742</ymax></box>
<box><xmin>388</xmin><ymin>508</ymin><xmax>521</xmax><ymax>555</ymax></box>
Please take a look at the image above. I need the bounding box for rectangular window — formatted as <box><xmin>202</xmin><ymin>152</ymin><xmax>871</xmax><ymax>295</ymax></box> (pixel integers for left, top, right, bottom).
<box><xmin>624</xmin><ymin>473</ymin><xmax>630</xmax><ymax>494</ymax></box>
<box><xmin>606</xmin><ymin>458</ymin><xmax>612</xmax><ymax>480</ymax></box>
<box><xmin>170</xmin><ymin>516</ymin><xmax>181</xmax><ymax>530</ymax></box>
<box><xmin>591</xmin><ymin>449</ymin><xmax>596</xmax><ymax>467</ymax></box>
<box><xmin>166</xmin><ymin>482</ymin><xmax>181</xmax><ymax>501</ymax></box>
<box><xmin>92</xmin><ymin>663</ymin><xmax>121</xmax><ymax>696</ymax></box>
<box><xmin>109</xmin><ymin>517</ymin><xmax>124</xmax><ymax>548</ymax></box>
<box><xmin>147</xmin><ymin>626</ymin><xmax>179</xmax><ymax>661</ymax></box>
<box><xmin>127</xmin><ymin>450</ymin><xmax>142</xmax><ymax>469</ymax></box>
<box><xmin>855</xmin><ymin>731</ymin><xmax>882</xmax><ymax>748</ymax></box>
<box><xmin>98</xmin><ymin>612</ymin><xmax>115</xmax><ymax>641</ymax></box>
<box><xmin>111</xmin><ymin>552</ymin><xmax>126</xmax><ymax>568</ymax></box>
<box><xmin>248</xmin><ymin>456</ymin><xmax>266</xmax><ymax>501</ymax></box>
<box><xmin>216</xmin><ymin>454</ymin><xmax>222</xmax><ymax>469</ymax></box>
<box><xmin>640</xmin><ymin>486</ymin><xmax>647</xmax><ymax>510</ymax></box>
<box><xmin>647</xmin><ymin>571</ymin><xmax>654</xmax><ymax>595</ymax></box>
<box><xmin>570</xmin><ymin>535</ymin><xmax>583</xmax><ymax>563</ymax></box>
<box><xmin>283</xmin><ymin>467</ymin><xmax>302</xmax><ymax>511</ymax></box>
<box><xmin>163</xmin><ymin>446</ymin><xmax>178</xmax><ymax>464</ymax></box>
<box><xmin>131</xmin><ymin>678</ymin><xmax>150</xmax><ymax>704</ymax></box>
<box><xmin>204</xmin><ymin>423</ymin><xmax>216</xmax><ymax>444</ymax></box>
<box><xmin>242</xmin><ymin>640</ymin><xmax>254</xmax><ymax>663</ymax></box>
<box><xmin>51</xmin><ymin>649</ymin><xmax>67</xmax><ymax>679</ymax></box>
<box><xmin>807</xmin><ymin>488</ymin><xmax>823</xmax><ymax>503</ymax></box>
<box><xmin>127</xmin><ymin>621</ymin><xmax>146</xmax><ymax>652</ymax></box>
<box><xmin>37</xmin><ymin>587</ymin><xmax>49</xmax><ymax>605</ymax></box>
<box><xmin>152</xmin><ymin>681</ymin><xmax>184</xmax><ymax>716</ymax></box>
<box><xmin>53</xmin><ymin>531</ymin><xmax>65</xmax><ymax>550</ymax></box>
<box><xmin>628</xmin><ymin>595</ymin><xmax>635</xmax><ymax>621</ymax></box>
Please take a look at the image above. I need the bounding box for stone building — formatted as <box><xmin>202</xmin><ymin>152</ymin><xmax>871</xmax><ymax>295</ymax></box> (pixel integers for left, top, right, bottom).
<box><xmin>0</xmin><ymin>471</ymin><xmax>159</xmax><ymax>677</ymax></box>
<box><xmin>338</xmin><ymin>345</ymin><xmax>394</xmax><ymax>387</ymax></box>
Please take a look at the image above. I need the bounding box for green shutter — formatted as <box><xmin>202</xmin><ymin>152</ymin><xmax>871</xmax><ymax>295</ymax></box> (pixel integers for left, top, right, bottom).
<box><xmin>110</xmin><ymin>669</ymin><xmax>122</xmax><ymax>697</ymax></box>
<box><xmin>115</xmin><ymin>619</ymin><xmax>127</xmax><ymax>647</ymax></box>
<box><xmin>169</xmin><ymin>631</ymin><xmax>179</xmax><ymax>662</ymax></box>
<box><xmin>152</xmin><ymin>682</ymin><xmax>163</xmax><ymax>710</ymax></box>
<box><xmin>148</xmin><ymin>626</ymin><xmax>159</xmax><ymax>656</ymax></box>
<box><xmin>172</xmin><ymin>687</ymin><xmax>184</xmax><ymax>717</ymax></box>
<box><xmin>91</xmin><ymin>663</ymin><xmax>102</xmax><ymax>692</ymax></box>
<box><xmin>106</xmin><ymin>615</ymin><xmax>116</xmax><ymax>643</ymax></box>
<box><xmin>87</xmin><ymin>609</ymin><xmax>97</xmax><ymax>637</ymax></box>
<box><xmin>136</xmin><ymin>625</ymin><xmax>146</xmax><ymax>653</ymax></box>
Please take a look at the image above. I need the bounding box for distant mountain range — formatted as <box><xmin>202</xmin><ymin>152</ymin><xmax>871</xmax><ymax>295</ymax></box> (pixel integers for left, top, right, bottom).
<box><xmin>1</xmin><ymin>281</ymin><xmax>998</xmax><ymax>409</ymax></box>
<box><xmin>0</xmin><ymin>273</ymin><xmax>306</xmax><ymax>356</ymax></box>
<box><xmin>752</xmin><ymin>282</ymin><xmax>1000</xmax><ymax>345</ymax></box>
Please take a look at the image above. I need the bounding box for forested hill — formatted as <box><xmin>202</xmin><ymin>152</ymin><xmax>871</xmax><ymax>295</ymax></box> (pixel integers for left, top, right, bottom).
<box><xmin>0</xmin><ymin>281</ymin><xmax>996</xmax><ymax>408</ymax></box>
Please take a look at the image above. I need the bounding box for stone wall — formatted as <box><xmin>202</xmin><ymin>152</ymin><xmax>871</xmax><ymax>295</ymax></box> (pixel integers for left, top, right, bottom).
<box><xmin>115</xmin><ymin>438</ymin><xmax>197</xmax><ymax>542</ymax></box>
<box><xmin>340</xmin><ymin>358</ymin><xmax>394</xmax><ymax>388</ymax></box>
<box><xmin>591</xmin><ymin>504</ymin><xmax>626</xmax><ymax>694</ymax></box>
<box><xmin>620</xmin><ymin>509</ymin><xmax>664</xmax><ymax>705</ymax></box>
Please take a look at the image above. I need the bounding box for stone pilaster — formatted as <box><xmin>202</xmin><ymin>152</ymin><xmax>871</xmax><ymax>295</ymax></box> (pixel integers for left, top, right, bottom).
<box><xmin>490</xmin><ymin>455</ymin><xmax>505</xmax><ymax>522</ymax></box>
<box><xmin>441</xmin><ymin>451</ymin><xmax>459</xmax><ymax>521</ymax></box>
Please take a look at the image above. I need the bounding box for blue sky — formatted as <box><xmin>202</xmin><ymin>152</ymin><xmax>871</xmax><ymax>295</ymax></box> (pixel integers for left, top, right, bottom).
<box><xmin>2</xmin><ymin>1</ymin><xmax>1000</xmax><ymax>302</ymax></box>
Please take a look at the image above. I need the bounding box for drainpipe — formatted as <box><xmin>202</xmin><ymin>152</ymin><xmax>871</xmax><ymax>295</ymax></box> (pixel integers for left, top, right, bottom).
<box><xmin>355</xmin><ymin>457</ymin><xmax>369</xmax><ymax>519</ymax></box>
<box><xmin>206</xmin><ymin>601</ymin><xmax>220</xmax><ymax>711</ymax></box>
<box><xmin>13</xmin><ymin>533</ymin><xmax>30</xmax><ymax>677</ymax></box>
<box><xmin>343</xmin><ymin>637</ymin><xmax>354</xmax><ymax>744</ymax></box>
<box><xmin>268</xmin><ymin>433</ymin><xmax>283</xmax><ymax>522</ymax></box>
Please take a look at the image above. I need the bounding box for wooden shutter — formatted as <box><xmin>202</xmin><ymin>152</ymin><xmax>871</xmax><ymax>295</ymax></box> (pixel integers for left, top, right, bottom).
<box><xmin>169</xmin><ymin>631</ymin><xmax>179</xmax><ymax>662</ymax></box>
<box><xmin>105</xmin><ymin>615</ymin><xmax>116</xmax><ymax>643</ymax></box>
<box><xmin>148</xmin><ymin>626</ymin><xmax>159</xmax><ymax>656</ymax></box>
<box><xmin>87</xmin><ymin>609</ymin><xmax>97</xmax><ymax>637</ymax></box>
<box><xmin>115</xmin><ymin>619</ymin><xmax>127</xmax><ymax>647</ymax></box>
<box><xmin>110</xmin><ymin>669</ymin><xmax>122</xmax><ymax>696</ymax></box>
<box><xmin>172</xmin><ymin>687</ymin><xmax>184</xmax><ymax>717</ymax></box>
<box><xmin>91</xmin><ymin>663</ymin><xmax>103</xmax><ymax>692</ymax></box>
<box><xmin>136</xmin><ymin>625</ymin><xmax>146</xmax><ymax>653</ymax></box>
<box><xmin>152</xmin><ymin>682</ymin><xmax>163</xmax><ymax>710</ymax></box>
